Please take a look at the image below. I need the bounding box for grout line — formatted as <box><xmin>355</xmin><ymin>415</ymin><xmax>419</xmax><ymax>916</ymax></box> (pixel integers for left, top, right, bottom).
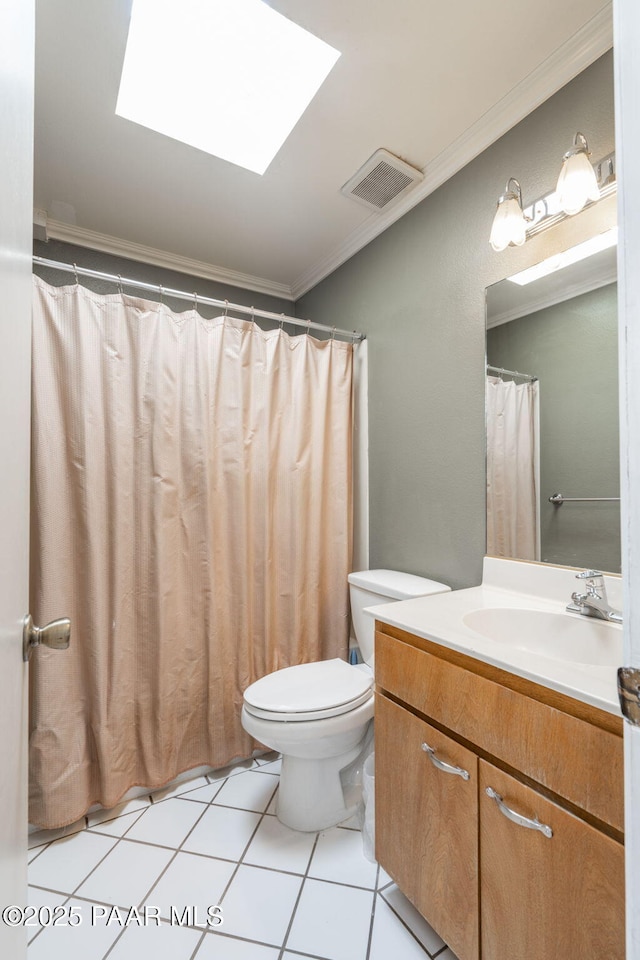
<box><xmin>378</xmin><ymin>888</ymin><xmax>443</xmax><ymax>957</ymax></box>
<box><xmin>85</xmin><ymin>800</ymin><xmax>151</xmax><ymax>830</ymax></box>
<box><xmin>207</xmin><ymin>795</ymin><xmax>280</xmax><ymax>815</ymax></box>
<box><xmin>150</xmin><ymin>779</ymin><xmax>211</xmax><ymax>804</ymax></box>
<box><xmin>40</xmin><ymin>834</ymin><xmax>124</xmax><ymax>902</ymax></box>
<box><xmin>134</xmin><ymin>787</ymin><xmax>225</xmax><ymax>911</ymax></box>
<box><xmin>216</xmin><ymin>783</ymin><xmax>280</xmax><ymax>906</ymax></box>
<box><xmin>205</xmin><ymin>760</ymin><xmax>257</xmax><ymax>784</ymax></box>
<box><xmin>198</xmin><ymin>927</ymin><xmax>302</xmax><ymax>951</ymax></box>
<box><xmin>30</xmin><ymin>753</ymin><xmax>402</xmax><ymax>959</ymax></box>
<box><xmin>188</xmin><ymin>928</ymin><xmax>210</xmax><ymax>959</ymax></box>
<box><xmin>99</xmin><ymin>913</ymin><xmax>129</xmax><ymax>959</ymax></box>
<box><xmin>27</xmin><ymin>843</ymin><xmax>50</xmax><ymax>863</ymax></box>
<box><xmin>136</xmin><ymin>769</ymin><xmax>278</xmax><ymax>924</ymax></box>
<box><xmin>364</xmin><ymin>866</ymin><xmax>382</xmax><ymax>960</ymax></box>
<box><xmin>278</xmin><ymin>948</ymin><xmax>348</xmax><ymax>960</ymax></box>
<box><xmin>376</xmin><ymin>876</ymin><xmax>394</xmax><ymax>892</ymax></box>
<box><xmin>85</xmin><ymin>805</ymin><xmax>148</xmax><ymax>839</ymax></box>
<box><xmin>24</xmin><ymin>887</ymin><xmax>72</xmax><ymax>949</ymax></box>
<box><xmin>276</xmin><ymin>831</ymin><xmax>322</xmax><ymax>959</ymax></box>
<box><xmin>26</xmin><ymin>755</ymin><xmax>276</xmax><ymax>953</ymax></box>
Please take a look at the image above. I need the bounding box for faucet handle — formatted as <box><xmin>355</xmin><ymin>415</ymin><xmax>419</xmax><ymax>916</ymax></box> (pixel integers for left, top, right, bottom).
<box><xmin>575</xmin><ymin>569</ymin><xmax>603</xmax><ymax>580</ymax></box>
<box><xmin>575</xmin><ymin>569</ymin><xmax>606</xmax><ymax>598</ymax></box>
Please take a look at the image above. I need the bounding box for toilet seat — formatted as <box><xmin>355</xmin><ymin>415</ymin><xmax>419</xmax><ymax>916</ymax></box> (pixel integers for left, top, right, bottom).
<box><xmin>243</xmin><ymin>658</ymin><xmax>373</xmax><ymax>722</ymax></box>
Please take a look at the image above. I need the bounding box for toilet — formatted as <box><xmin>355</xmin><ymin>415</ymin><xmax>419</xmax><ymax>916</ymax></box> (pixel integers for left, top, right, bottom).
<box><xmin>241</xmin><ymin>569</ymin><xmax>450</xmax><ymax>831</ymax></box>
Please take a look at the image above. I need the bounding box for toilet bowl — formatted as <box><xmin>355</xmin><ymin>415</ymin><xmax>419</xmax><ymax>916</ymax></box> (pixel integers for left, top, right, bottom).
<box><xmin>242</xmin><ymin>570</ymin><xmax>450</xmax><ymax>832</ymax></box>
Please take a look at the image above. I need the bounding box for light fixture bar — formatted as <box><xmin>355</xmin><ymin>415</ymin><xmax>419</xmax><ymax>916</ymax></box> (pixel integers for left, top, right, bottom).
<box><xmin>523</xmin><ymin>151</ymin><xmax>616</xmax><ymax>240</ymax></box>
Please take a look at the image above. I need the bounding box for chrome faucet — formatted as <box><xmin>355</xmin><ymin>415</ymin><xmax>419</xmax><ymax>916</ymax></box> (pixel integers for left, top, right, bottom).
<box><xmin>567</xmin><ymin>569</ymin><xmax>622</xmax><ymax>623</ymax></box>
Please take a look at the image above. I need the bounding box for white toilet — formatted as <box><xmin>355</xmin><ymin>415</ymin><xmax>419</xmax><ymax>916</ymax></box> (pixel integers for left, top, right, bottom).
<box><xmin>241</xmin><ymin>569</ymin><xmax>450</xmax><ymax>831</ymax></box>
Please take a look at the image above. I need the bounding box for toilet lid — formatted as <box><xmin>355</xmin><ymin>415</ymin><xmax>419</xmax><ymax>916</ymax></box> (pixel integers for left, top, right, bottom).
<box><xmin>243</xmin><ymin>658</ymin><xmax>374</xmax><ymax>722</ymax></box>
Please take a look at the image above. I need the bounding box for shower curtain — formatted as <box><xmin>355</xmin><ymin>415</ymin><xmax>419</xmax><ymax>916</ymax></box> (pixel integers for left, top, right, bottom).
<box><xmin>29</xmin><ymin>277</ymin><xmax>354</xmax><ymax>829</ymax></box>
<box><xmin>486</xmin><ymin>375</ymin><xmax>539</xmax><ymax>562</ymax></box>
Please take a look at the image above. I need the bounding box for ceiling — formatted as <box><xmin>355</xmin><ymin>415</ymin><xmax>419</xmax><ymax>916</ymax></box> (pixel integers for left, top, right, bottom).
<box><xmin>34</xmin><ymin>0</ymin><xmax>612</xmax><ymax>300</ymax></box>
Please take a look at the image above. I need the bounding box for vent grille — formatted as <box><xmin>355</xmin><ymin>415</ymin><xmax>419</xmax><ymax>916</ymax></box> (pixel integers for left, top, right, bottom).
<box><xmin>351</xmin><ymin>161</ymin><xmax>413</xmax><ymax>208</ymax></box>
<box><xmin>341</xmin><ymin>149</ymin><xmax>423</xmax><ymax>213</ymax></box>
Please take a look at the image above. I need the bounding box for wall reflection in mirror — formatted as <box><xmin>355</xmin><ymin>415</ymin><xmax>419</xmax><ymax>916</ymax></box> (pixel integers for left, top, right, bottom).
<box><xmin>485</xmin><ymin>236</ymin><xmax>620</xmax><ymax>573</ymax></box>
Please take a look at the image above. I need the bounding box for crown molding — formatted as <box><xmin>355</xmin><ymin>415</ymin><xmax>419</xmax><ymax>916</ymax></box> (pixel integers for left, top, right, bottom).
<box><xmin>291</xmin><ymin>5</ymin><xmax>613</xmax><ymax>301</ymax></box>
<box><xmin>44</xmin><ymin>219</ymin><xmax>295</xmax><ymax>302</ymax></box>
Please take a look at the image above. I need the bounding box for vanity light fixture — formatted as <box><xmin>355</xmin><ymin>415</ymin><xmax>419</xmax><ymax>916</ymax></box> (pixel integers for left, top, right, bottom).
<box><xmin>555</xmin><ymin>132</ymin><xmax>601</xmax><ymax>215</ymax></box>
<box><xmin>489</xmin><ymin>134</ymin><xmax>615</xmax><ymax>250</ymax></box>
<box><xmin>489</xmin><ymin>178</ymin><xmax>529</xmax><ymax>252</ymax></box>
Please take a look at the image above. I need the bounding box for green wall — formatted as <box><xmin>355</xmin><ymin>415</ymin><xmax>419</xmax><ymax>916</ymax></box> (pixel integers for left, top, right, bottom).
<box><xmin>296</xmin><ymin>52</ymin><xmax>616</xmax><ymax>589</ymax></box>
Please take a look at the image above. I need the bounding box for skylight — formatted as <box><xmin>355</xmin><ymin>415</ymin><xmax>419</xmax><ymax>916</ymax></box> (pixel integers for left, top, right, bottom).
<box><xmin>116</xmin><ymin>0</ymin><xmax>341</xmax><ymax>175</ymax></box>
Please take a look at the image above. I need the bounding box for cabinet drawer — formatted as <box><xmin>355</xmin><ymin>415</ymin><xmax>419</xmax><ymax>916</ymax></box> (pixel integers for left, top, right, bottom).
<box><xmin>376</xmin><ymin>693</ymin><xmax>479</xmax><ymax>960</ymax></box>
<box><xmin>479</xmin><ymin>760</ymin><xmax>624</xmax><ymax>960</ymax></box>
<box><xmin>375</xmin><ymin>628</ymin><xmax>623</xmax><ymax>832</ymax></box>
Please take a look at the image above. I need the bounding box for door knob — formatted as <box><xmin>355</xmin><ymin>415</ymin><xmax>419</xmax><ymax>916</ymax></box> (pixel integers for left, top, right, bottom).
<box><xmin>23</xmin><ymin>614</ymin><xmax>71</xmax><ymax>662</ymax></box>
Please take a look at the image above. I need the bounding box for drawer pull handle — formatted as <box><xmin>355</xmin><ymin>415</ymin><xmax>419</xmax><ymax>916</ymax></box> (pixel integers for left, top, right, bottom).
<box><xmin>486</xmin><ymin>787</ymin><xmax>553</xmax><ymax>838</ymax></box>
<box><xmin>421</xmin><ymin>742</ymin><xmax>470</xmax><ymax>781</ymax></box>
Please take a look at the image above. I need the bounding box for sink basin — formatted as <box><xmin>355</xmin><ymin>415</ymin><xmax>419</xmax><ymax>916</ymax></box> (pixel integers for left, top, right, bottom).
<box><xmin>463</xmin><ymin>608</ymin><xmax>621</xmax><ymax>667</ymax></box>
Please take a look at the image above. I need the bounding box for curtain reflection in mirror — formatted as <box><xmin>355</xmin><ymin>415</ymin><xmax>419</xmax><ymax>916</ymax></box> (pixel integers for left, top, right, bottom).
<box><xmin>486</xmin><ymin>376</ymin><xmax>540</xmax><ymax>561</ymax></box>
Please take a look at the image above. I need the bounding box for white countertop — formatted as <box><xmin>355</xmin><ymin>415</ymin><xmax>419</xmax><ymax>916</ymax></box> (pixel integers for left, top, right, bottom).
<box><xmin>365</xmin><ymin>558</ymin><xmax>623</xmax><ymax>717</ymax></box>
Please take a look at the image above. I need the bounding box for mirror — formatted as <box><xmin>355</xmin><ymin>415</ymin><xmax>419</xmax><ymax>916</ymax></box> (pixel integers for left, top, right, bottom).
<box><xmin>485</xmin><ymin>240</ymin><xmax>620</xmax><ymax>572</ymax></box>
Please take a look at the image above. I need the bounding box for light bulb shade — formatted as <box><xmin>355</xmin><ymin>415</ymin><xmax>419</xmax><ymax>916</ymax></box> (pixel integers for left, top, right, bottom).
<box><xmin>489</xmin><ymin>195</ymin><xmax>527</xmax><ymax>251</ymax></box>
<box><xmin>556</xmin><ymin>150</ymin><xmax>600</xmax><ymax>215</ymax></box>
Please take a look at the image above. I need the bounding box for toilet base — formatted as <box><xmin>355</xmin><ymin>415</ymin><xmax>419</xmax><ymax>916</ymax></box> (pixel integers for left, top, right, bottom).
<box><xmin>241</xmin><ymin>696</ymin><xmax>374</xmax><ymax>833</ymax></box>
<box><xmin>275</xmin><ymin>739</ymin><xmax>367</xmax><ymax>832</ymax></box>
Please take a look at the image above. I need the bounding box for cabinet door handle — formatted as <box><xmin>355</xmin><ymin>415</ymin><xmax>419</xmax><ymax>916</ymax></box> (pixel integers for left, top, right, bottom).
<box><xmin>421</xmin><ymin>742</ymin><xmax>470</xmax><ymax>781</ymax></box>
<box><xmin>485</xmin><ymin>787</ymin><xmax>553</xmax><ymax>838</ymax></box>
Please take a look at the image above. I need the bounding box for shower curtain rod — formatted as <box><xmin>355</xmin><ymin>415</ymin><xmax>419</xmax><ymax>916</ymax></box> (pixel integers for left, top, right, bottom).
<box><xmin>487</xmin><ymin>364</ymin><xmax>537</xmax><ymax>383</ymax></box>
<box><xmin>32</xmin><ymin>256</ymin><xmax>365</xmax><ymax>342</ymax></box>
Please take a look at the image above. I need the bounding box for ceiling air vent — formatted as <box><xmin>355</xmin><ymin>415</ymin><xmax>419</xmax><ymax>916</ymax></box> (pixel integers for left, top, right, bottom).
<box><xmin>341</xmin><ymin>148</ymin><xmax>424</xmax><ymax>213</ymax></box>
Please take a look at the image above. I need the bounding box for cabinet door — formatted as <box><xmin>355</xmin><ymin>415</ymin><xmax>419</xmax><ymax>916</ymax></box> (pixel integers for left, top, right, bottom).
<box><xmin>479</xmin><ymin>760</ymin><xmax>624</xmax><ymax>960</ymax></box>
<box><xmin>376</xmin><ymin>694</ymin><xmax>479</xmax><ymax>960</ymax></box>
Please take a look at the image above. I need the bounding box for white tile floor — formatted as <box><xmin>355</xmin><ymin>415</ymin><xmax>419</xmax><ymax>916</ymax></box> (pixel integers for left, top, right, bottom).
<box><xmin>27</xmin><ymin>755</ymin><xmax>460</xmax><ymax>960</ymax></box>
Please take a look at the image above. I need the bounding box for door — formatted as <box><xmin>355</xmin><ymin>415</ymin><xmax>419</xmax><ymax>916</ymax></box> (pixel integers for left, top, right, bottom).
<box><xmin>375</xmin><ymin>694</ymin><xmax>479</xmax><ymax>960</ymax></box>
<box><xmin>0</xmin><ymin>1</ymin><xmax>35</xmax><ymax>957</ymax></box>
<box><xmin>614</xmin><ymin>2</ymin><xmax>640</xmax><ymax>958</ymax></box>
<box><xmin>480</xmin><ymin>760</ymin><xmax>624</xmax><ymax>960</ymax></box>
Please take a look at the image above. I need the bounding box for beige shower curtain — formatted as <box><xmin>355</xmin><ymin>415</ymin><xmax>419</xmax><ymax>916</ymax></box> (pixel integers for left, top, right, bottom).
<box><xmin>486</xmin><ymin>375</ymin><xmax>539</xmax><ymax>561</ymax></box>
<box><xmin>29</xmin><ymin>278</ymin><xmax>354</xmax><ymax>829</ymax></box>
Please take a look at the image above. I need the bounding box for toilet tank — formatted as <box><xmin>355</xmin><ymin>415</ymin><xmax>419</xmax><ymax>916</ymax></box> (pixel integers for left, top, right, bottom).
<box><xmin>347</xmin><ymin>569</ymin><xmax>450</xmax><ymax>667</ymax></box>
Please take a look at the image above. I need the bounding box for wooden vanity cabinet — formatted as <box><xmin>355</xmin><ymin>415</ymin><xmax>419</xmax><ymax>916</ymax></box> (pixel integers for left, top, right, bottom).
<box><xmin>376</xmin><ymin>694</ymin><xmax>479</xmax><ymax>960</ymax></box>
<box><xmin>374</xmin><ymin>622</ymin><xmax>625</xmax><ymax>960</ymax></box>
<box><xmin>479</xmin><ymin>761</ymin><xmax>624</xmax><ymax>960</ymax></box>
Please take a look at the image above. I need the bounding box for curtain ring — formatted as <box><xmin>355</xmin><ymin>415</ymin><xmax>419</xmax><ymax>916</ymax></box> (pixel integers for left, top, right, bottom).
<box><xmin>193</xmin><ymin>291</ymin><xmax>198</xmax><ymax>312</ymax></box>
<box><xmin>117</xmin><ymin>274</ymin><xmax>123</xmax><ymax>295</ymax></box>
<box><xmin>279</xmin><ymin>313</ymin><xmax>285</xmax><ymax>331</ymax></box>
<box><xmin>224</xmin><ymin>299</ymin><xmax>229</xmax><ymax>318</ymax></box>
<box><xmin>331</xmin><ymin>326</ymin><xmax>336</xmax><ymax>340</ymax></box>
<box><xmin>73</xmin><ymin>263</ymin><xmax>79</xmax><ymax>285</ymax></box>
<box><xmin>250</xmin><ymin>306</ymin><xmax>255</xmax><ymax>323</ymax></box>
<box><xmin>159</xmin><ymin>285</ymin><xmax>164</xmax><ymax>305</ymax></box>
